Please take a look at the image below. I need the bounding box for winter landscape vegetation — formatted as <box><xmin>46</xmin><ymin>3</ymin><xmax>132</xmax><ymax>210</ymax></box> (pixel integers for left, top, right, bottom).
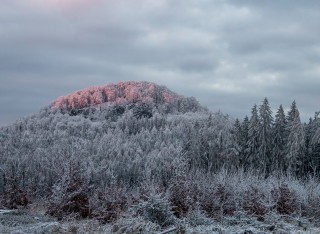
<box><xmin>2</xmin><ymin>0</ymin><xmax>320</xmax><ymax>233</ymax></box>
<box><xmin>1</xmin><ymin>81</ymin><xmax>320</xmax><ymax>233</ymax></box>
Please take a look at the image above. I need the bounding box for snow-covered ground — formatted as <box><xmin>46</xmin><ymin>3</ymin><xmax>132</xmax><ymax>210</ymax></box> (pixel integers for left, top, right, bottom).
<box><xmin>0</xmin><ymin>209</ymin><xmax>58</xmax><ymax>234</ymax></box>
<box><xmin>1</xmin><ymin>209</ymin><xmax>320</xmax><ymax>234</ymax></box>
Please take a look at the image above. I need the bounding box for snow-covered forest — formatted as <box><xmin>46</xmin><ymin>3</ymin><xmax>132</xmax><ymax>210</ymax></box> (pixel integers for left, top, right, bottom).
<box><xmin>1</xmin><ymin>81</ymin><xmax>320</xmax><ymax>233</ymax></box>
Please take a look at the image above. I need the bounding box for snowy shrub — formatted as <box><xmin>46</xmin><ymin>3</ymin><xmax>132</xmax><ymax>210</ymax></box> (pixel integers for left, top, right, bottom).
<box><xmin>225</xmin><ymin>209</ymin><xmax>256</xmax><ymax>226</ymax></box>
<box><xmin>284</xmin><ymin>178</ymin><xmax>320</xmax><ymax>221</ymax></box>
<box><xmin>112</xmin><ymin>217</ymin><xmax>160</xmax><ymax>234</ymax></box>
<box><xmin>133</xmin><ymin>193</ymin><xmax>175</xmax><ymax>227</ymax></box>
<box><xmin>2</xmin><ymin>186</ymin><xmax>30</xmax><ymax>209</ymax></box>
<box><xmin>90</xmin><ymin>186</ymin><xmax>128</xmax><ymax>223</ymax></box>
<box><xmin>271</xmin><ymin>184</ymin><xmax>297</xmax><ymax>215</ymax></box>
<box><xmin>186</xmin><ymin>203</ymin><xmax>212</xmax><ymax>227</ymax></box>
<box><xmin>304</xmin><ymin>198</ymin><xmax>320</xmax><ymax>221</ymax></box>
<box><xmin>242</xmin><ymin>186</ymin><xmax>267</xmax><ymax>221</ymax></box>
<box><xmin>46</xmin><ymin>161</ymin><xmax>90</xmax><ymax>220</ymax></box>
<box><xmin>200</xmin><ymin>183</ymin><xmax>236</xmax><ymax>221</ymax></box>
<box><xmin>169</xmin><ymin>180</ymin><xmax>200</xmax><ymax>218</ymax></box>
<box><xmin>263</xmin><ymin>211</ymin><xmax>282</xmax><ymax>225</ymax></box>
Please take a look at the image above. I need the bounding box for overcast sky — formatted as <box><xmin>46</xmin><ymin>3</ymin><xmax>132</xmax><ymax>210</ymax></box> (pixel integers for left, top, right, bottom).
<box><xmin>1</xmin><ymin>0</ymin><xmax>320</xmax><ymax>126</ymax></box>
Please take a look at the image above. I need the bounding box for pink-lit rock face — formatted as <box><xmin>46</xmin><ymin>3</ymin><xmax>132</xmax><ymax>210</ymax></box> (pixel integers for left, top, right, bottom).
<box><xmin>51</xmin><ymin>81</ymin><xmax>183</xmax><ymax>111</ymax></box>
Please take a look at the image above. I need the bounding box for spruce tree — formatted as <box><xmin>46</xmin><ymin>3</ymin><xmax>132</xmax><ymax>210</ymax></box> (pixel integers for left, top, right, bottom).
<box><xmin>286</xmin><ymin>100</ymin><xmax>299</xmax><ymax>141</ymax></box>
<box><xmin>241</xmin><ymin>116</ymin><xmax>250</xmax><ymax>145</ymax></box>
<box><xmin>304</xmin><ymin>118</ymin><xmax>314</xmax><ymax>174</ymax></box>
<box><xmin>272</xmin><ymin>105</ymin><xmax>287</xmax><ymax>172</ymax></box>
<box><xmin>258</xmin><ymin>98</ymin><xmax>273</xmax><ymax>174</ymax></box>
<box><xmin>245</xmin><ymin>105</ymin><xmax>260</xmax><ymax>171</ymax></box>
<box><xmin>285</xmin><ymin>102</ymin><xmax>305</xmax><ymax>175</ymax></box>
<box><xmin>239</xmin><ymin>116</ymin><xmax>249</xmax><ymax>168</ymax></box>
<box><xmin>234</xmin><ymin>118</ymin><xmax>242</xmax><ymax>152</ymax></box>
<box><xmin>309</xmin><ymin>113</ymin><xmax>320</xmax><ymax>175</ymax></box>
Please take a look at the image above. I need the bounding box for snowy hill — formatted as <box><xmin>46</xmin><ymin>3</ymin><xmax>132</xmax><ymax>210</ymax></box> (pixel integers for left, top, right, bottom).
<box><xmin>1</xmin><ymin>81</ymin><xmax>320</xmax><ymax>233</ymax></box>
<box><xmin>51</xmin><ymin>81</ymin><xmax>205</xmax><ymax>115</ymax></box>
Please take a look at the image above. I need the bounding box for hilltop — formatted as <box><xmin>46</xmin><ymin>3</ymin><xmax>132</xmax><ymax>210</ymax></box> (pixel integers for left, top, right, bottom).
<box><xmin>51</xmin><ymin>81</ymin><xmax>205</xmax><ymax>115</ymax></box>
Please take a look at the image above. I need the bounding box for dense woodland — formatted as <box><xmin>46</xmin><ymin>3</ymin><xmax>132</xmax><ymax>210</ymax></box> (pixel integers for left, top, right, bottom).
<box><xmin>235</xmin><ymin>98</ymin><xmax>320</xmax><ymax>177</ymax></box>
<box><xmin>1</xmin><ymin>82</ymin><xmax>320</xmax><ymax>229</ymax></box>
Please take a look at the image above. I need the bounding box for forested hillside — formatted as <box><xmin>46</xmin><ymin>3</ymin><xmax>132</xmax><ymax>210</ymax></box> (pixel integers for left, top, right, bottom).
<box><xmin>1</xmin><ymin>81</ymin><xmax>320</xmax><ymax>232</ymax></box>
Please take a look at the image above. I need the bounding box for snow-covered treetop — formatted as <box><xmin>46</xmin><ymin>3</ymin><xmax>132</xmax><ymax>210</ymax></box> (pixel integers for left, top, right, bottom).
<box><xmin>51</xmin><ymin>81</ymin><xmax>183</xmax><ymax>109</ymax></box>
<box><xmin>51</xmin><ymin>81</ymin><xmax>204</xmax><ymax>113</ymax></box>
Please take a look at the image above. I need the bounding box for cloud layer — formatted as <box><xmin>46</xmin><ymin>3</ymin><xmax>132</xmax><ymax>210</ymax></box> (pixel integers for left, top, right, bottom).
<box><xmin>1</xmin><ymin>0</ymin><xmax>320</xmax><ymax>125</ymax></box>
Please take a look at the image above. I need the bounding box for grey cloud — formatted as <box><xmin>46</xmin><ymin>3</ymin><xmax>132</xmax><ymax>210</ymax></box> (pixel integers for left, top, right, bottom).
<box><xmin>1</xmin><ymin>0</ymin><xmax>320</xmax><ymax>126</ymax></box>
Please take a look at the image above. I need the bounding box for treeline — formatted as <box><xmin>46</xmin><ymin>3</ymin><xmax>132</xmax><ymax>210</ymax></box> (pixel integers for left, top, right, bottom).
<box><xmin>0</xmin><ymin>104</ymin><xmax>236</xmax><ymax>196</ymax></box>
<box><xmin>1</xmin><ymin>97</ymin><xmax>320</xmax><ymax>226</ymax></box>
<box><xmin>234</xmin><ymin>98</ymin><xmax>320</xmax><ymax>177</ymax></box>
<box><xmin>0</xmin><ymin>103</ymin><xmax>239</xmax><ymax>223</ymax></box>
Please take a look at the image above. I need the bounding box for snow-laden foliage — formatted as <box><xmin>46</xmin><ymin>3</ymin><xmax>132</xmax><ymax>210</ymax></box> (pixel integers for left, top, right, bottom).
<box><xmin>132</xmin><ymin>193</ymin><xmax>175</xmax><ymax>227</ymax></box>
<box><xmin>46</xmin><ymin>159</ymin><xmax>90</xmax><ymax>220</ymax></box>
<box><xmin>235</xmin><ymin>98</ymin><xmax>318</xmax><ymax>177</ymax></box>
<box><xmin>0</xmin><ymin>82</ymin><xmax>235</xmax><ymax>220</ymax></box>
<box><xmin>1</xmin><ymin>82</ymin><xmax>320</xmax><ymax>230</ymax></box>
<box><xmin>51</xmin><ymin>81</ymin><xmax>205</xmax><ymax>115</ymax></box>
<box><xmin>272</xmin><ymin>105</ymin><xmax>287</xmax><ymax>172</ymax></box>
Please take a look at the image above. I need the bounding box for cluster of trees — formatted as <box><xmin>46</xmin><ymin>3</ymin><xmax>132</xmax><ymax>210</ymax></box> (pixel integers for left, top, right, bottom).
<box><xmin>234</xmin><ymin>98</ymin><xmax>320</xmax><ymax>177</ymax></box>
<box><xmin>0</xmin><ymin>96</ymin><xmax>241</xmax><ymax>222</ymax></box>
<box><xmin>0</xmin><ymin>103</ymin><xmax>235</xmax><ymax>197</ymax></box>
<box><xmin>1</xmin><ymin>82</ymin><xmax>320</xmax><ymax>225</ymax></box>
<box><xmin>52</xmin><ymin>81</ymin><xmax>204</xmax><ymax>115</ymax></box>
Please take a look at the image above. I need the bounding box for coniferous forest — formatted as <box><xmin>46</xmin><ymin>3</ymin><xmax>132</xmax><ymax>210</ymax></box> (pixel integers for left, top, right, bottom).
<box><xmin>1</xmin><ymin>81</ymin><xmax>320</xmax><ymax>233</ymax></box>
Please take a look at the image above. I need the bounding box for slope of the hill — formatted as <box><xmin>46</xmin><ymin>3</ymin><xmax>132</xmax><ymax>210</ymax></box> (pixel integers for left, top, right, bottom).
<box><xmin>0</xmin><ymin>81</ymin><xmax>320</xmax><ymax>233</ymax></box>
<box><xmin>0</xmin><ymin>81</ymin><xmax>237</xmax><ymax>219</ymax></box>
<box><xmin>0</xmin><ymin>81</ymin><xmax>234</xmax><ymax>204</ymax></box>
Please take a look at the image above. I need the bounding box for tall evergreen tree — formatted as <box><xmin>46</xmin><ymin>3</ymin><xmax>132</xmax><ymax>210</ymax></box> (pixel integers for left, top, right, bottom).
<box><xmin>245</xmin><ymin>105</ymin><xmax>260</xmax><ymax>171</ymax></box>
<box><xmin>229</xmin><ymin>118</ymin><xmax>241</xmax><ymax>170</ymax></box>
<box><xmin>309</xmin><ymin>113</ymin><xmax>320</xmax><ymax>175</ymax></box>
<box><xmin>304</xmin><ymin>118</ymin><xmax>314</xmax><ymax>174</ymax></box>
<box><xmin>241</xmin><ymin>116</ymin><xmax>250</xmax><ymax>145</ymax></box>
<box><xmin>239</xmin><ymin>116</ymin><xmax>249</xmax><ymax>168</ymax></box>
<box><xmin>285</xmin><ymin>102</ymin><xmax>305</xmax><ymax>175</ymax></box>
<box><xmin>305</xmin><ymin>117</ymin><xmax>313</xmax><ymax>151</ymax></box>
<box><xmin>234</xmin><ymin>118</ymin><xmax>241</xmax><ymax>138</ymax></box>
<box><xmin>272</xmin><ymin>105</ymin><xmax>287</xmax><ymax>172</ymax></box>
<box><xmin>234</xmin><ymin>118</ymin><xmax>242</xmax><ymax>153</ymax></box>
<box><xmin>286</xmin><ymin>100</ymin><xmax>298</xmax><ymax>128</ymax></box>
<box><xmin>258</xmin><ymin>98</ymin><xmax>273</xmax><ymax>173</ymax></box>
